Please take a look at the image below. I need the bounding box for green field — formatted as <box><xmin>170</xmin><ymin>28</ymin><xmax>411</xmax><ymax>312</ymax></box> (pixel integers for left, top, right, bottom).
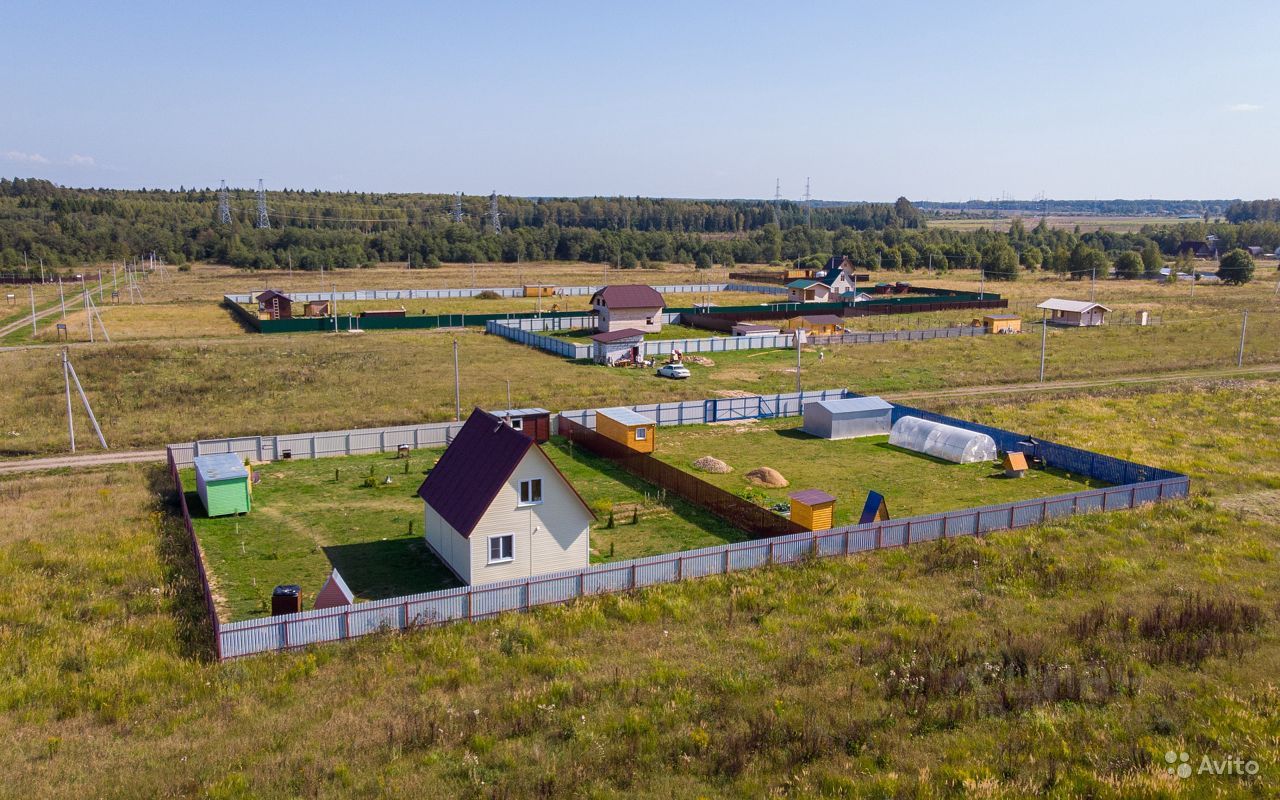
<box><xmin>187</xmin><ymin>442</ymin><xmax>744</xmax><ymax>621</ymax></box>
<box><xmin>651</xmin><ymin>418</ymin><xmax>1102</xmax><ymax>525</ymax></box>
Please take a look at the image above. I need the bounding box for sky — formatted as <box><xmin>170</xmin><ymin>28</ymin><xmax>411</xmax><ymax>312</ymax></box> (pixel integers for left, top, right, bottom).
<box><xmin>1</xmin><ymin>1</ymin><xmax>1275</xmax><ymax>201</ymax></box>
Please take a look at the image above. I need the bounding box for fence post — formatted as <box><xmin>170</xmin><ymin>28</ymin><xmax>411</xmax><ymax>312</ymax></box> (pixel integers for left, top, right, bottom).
<box><xmin>464</xmin><ymin>590</ymin><xmax>472</xmax><ymax>620</ymax></box>
<box><xmin>1008</xmin><ymin>506</ymin><xmax>1015</xmax><ymax>529</ymax></box>
<box><xmin>344</xmin><ymin>609</ymin><xmax>351</xmax><ymax>640</ymax></box>
<box><xmin>630</xmin><ymin>563</ymin><xmax>637</xmax><ymax>590</ymax></box>
<box><xmin>1129</xmin><ymin>485</ymin><xmax>1137</xmax><ymax>508</ymax></box>
<box><xmin>875</xmin><ymin>525</ymin><xmax>883</xmax><ymax>549</ymax></box>
<box><xmin>676</xmin><ymin>556</ymin><xmax>683</xmax><ymax>581</ymax></box>
<box><xmin>578</xmin><ymin>572</ymin><xmax>585</xmax><ymax>599</ymax></box>
<box><xmin>723</xmin><ymin>548</ymin><xmax>731</xmax><ymax>574</ymax></box>
<box><xmin>905</xmin><ymin>520</ymin><xmax>912</xmax><ymax>546</ymax></box>
<box><xmin>768</xmin><ymin>542</ymin><xmax>774</xmax><ymax>564</ymax></box>
<box><xmin>403</xmin><ymin>601</ymin><xmax>411</xmax><ymax>630</ymax></box>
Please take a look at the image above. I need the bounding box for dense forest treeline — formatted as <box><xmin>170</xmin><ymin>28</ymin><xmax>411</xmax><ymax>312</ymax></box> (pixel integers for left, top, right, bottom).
<box><xmin>0</xmin><ymin>178</ymin><xmax>1275</xmax><ymax>282</ymax></box>
<box><xmin>918</xmin><ymin>198</ymin><xmax>1230</xmax><ymax>217</ymax></box>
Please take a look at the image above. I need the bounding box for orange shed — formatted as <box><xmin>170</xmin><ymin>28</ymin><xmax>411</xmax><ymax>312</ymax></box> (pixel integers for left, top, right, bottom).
<box><xmin>594</xmin><ymin>407</ymin><xmax>656</xmax><ymax>453</ymax></box>
<box><xmin>789</xmin><ymin>489</ymin><xmax>836</xmax><ymax>531</ymax></box>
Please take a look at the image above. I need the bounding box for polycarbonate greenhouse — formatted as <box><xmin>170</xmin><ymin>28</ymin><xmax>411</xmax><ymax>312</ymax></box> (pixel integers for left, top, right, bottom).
<box><xmin>889</xmin><ymin>415</ymin><xmax>998</xmax><ymax>464</ymax></box>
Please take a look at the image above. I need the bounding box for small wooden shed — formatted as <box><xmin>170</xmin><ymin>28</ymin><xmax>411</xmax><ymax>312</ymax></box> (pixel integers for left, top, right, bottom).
<box><xmin>493</xmin><ymin>407</ymin><xmax>552</xmax><ymax>443</ymax></box>
<box><xmin>595</xmin><ymin>407</ymin><xmax>656</xmax><ymax>453</ymax></box>
<box><xmin>789</xmin><ymin>489</ymin><xmax>836</xmax><ymax>531</ymax></box>
<box><xmin>523</xmin><ymin>285</ymin><xmax>557</xmax><ymax>297</ymax></box>
<box><xmin>980</xmin><ymin>314</ymin><xmax>1022</xmax><ymax>334</ymax></box>
<box><xmin>304</xmin><ymin>300</ymin><xmax>330</xmax><ymax>317</ymax></box>
<box><xmin>194</xmin><ymin>453</ymin><xmax>251</xmax><ymax>517</ymax></box>
<box><xmin>1037</xmin><ymin>299</ymin><xmax>1111</xmax><ymax>327</ymax></box>
<box><xmin>256</xmin><ymin>290</ymin><xmax>293</xmax><ymax>320</ymax></box>
<box><xmin>782</xmin><ymin>314</ymin><xmax>844</xmax><ymax>335</ymax></box>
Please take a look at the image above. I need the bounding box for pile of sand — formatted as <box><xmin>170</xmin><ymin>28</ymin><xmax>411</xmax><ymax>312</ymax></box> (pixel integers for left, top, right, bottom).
<box><xmin>691</xmin><ymin>456</ymin><xmax>732</xmax><ymax>474</ymax></box>
<box><xmin>684</xmin><ymin>355</ymin><xmax>715</xmax><ymax>366</ymax></box>
<box><xmin>745</xmin><ymin>467</ymin><xmax>788</xmax><ymax>488</ymax></box>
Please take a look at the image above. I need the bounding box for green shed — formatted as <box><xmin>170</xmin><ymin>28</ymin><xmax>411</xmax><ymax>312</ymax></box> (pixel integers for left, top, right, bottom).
<box><xmin>194</xmin><ymin>453</ymin><xmax>252</xmax><ymax>517</ymax></box>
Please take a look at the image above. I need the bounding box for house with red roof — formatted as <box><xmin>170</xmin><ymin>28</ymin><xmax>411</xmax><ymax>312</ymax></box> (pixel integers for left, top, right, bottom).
<box><xmin>590</xmin><ymin>284</ymin><xmax>665</xmax><ymax>334</ymax></box>
<box><xmin>417</xmin><ymin>408</ymin><xmax>594</xmax><ymax>585</ymax></box>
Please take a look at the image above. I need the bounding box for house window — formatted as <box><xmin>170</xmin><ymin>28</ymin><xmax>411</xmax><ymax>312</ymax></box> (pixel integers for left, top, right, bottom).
<box><xmin>508</xmin><ymin>417</ymin><xmax>524</xmax><ymax>431</ymax></box>
<box><xmin>645</xmin><ymin>317</ymin><xmax>653</xmax><ymax>325</ymax></box>
<box><xmin>488</xmin><ymin>534</ymin><xmax>514</xmax><ymax>564</ymax></box>
<box><xmin>634</xmin><ymin>427</ymin><xmax>647</xmax><ymax>441</ymax></box>
<box><xmin>519</xmin><ymin>478</ymin><xmax>542</xmax><ymax>505</ymax></box>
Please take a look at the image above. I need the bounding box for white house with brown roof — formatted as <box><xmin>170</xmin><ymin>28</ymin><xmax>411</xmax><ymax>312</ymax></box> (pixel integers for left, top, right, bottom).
<box><xmin>417</xmin><ymin>409</ymin><xmax>594</xmax><ymax>585</ymax></box>
<box><xmin>590</xmin><ymin>285</ymin><xmax>665</xmax><ymax>333</ymax></box>
<box><xmin>1036</xmin><ymin>298</ymin><xmax>1111</xmax><ymax>327</ymax></box>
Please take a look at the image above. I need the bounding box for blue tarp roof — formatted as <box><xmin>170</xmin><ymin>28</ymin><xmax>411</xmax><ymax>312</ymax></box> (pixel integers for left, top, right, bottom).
<box><xmin>194</xmin><ymin>453</ymin><xmax>249</xmax><ymax>481</ymax></box>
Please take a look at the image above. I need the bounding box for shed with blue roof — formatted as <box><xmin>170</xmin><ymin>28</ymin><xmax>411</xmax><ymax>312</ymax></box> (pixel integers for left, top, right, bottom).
<box><xmin>194</xmin><ymin>453</ymin><xmax>252</xmax><ymax>517</ymax></box>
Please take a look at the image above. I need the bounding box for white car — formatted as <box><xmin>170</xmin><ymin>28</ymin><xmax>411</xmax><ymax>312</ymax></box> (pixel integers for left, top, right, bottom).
<box><xmin>656</xmin><ymin>363</ymin><xmax>691</xmax><ymax>379</ymax></box>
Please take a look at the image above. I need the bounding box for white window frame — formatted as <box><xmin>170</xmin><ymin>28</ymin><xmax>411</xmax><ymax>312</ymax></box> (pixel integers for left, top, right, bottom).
<box><xmin>508</xmin><ymin>417</ymin><xmax>524</xmax><ymax>431</ymax></box>
<box><xmin>518</xmin><ymin>478</ymin><xmax>543</xmax><ymax>506</ymax></box>
<box><xmin>634</xmin><ymin>427</ymin><xmax>647</xmax><ymax>441</ymax></box>
<box><xmin>487</xmin><ymin>534</ymin><xmax>514</xmax><ymax>564</ymax></box>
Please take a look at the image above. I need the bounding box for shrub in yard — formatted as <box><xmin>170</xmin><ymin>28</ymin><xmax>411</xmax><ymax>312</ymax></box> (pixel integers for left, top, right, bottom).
<box><xmin>476</xmin><ymin>290</ymin><xmax>502</xmax><ymax>300</ymax></box>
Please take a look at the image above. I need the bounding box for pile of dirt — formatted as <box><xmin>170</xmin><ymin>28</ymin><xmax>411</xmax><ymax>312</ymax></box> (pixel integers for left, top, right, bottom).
<box><xmin>684</xmin><ymin>355</ymin><xmax>715</xmax><ymax>366</ymax></box>
<box><xmin>745</xmin><ymin>467</ymin><xmax>788</xmax><ymax>488</ymax></box>
<box><xmin>691</xmin><ymin>456</ymin><xmax>732</xmax><ymax>474</ymax></box>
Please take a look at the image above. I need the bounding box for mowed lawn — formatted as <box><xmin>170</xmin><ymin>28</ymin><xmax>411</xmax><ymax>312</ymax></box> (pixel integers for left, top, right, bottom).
<box><xmin>650</xmin><ymin>417</ymin><xmax>1102</xmax><ymax>525</ymax></box>
<box><xmin>186</xmin><ymin>442</ymin><xmax>743</xmax><ymax>621</ymax></box>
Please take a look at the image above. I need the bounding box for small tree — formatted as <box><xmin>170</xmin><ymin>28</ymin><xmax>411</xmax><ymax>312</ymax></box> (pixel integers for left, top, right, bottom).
<box><xmin>981</xmin><ymin>241</ymin><xmax>1019</xmax><ymax>281</ymax></box>
<box><xmin>1114</xmin><ymin>251</ymin><xmax>1143</xmax><ymax>279</ymax></box>
<box><xmin>1140</xmin><ymin>241</ymin><xmax>1164</xmax><ymax>277</ymax></box>
<box><xmin>1020</xmin><ymin>245</ymin><xmax>1043</xmax><ymax>270</ymax></box>
<box><xmin>693</xmin><ymin>251</ymin><xmax>712</xmax><ymax>270</ymax></box>
<box><xmin>1217</xmin><ymin>248</ymin><xmax>1255</xmax><ymax>284</ymax></box>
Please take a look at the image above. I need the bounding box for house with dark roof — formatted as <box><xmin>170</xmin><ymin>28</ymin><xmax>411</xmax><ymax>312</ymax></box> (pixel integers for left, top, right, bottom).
<box><xmin>590</xmin><ymin>285</ymin><xmax>666</xmax><ymax>333</ymax></box>
<box><xmin>417</xmin><ymin>409</ymin><xmax>594</xmax><ymax>585</ymax></box>
<box><xmin>786</xmin><ymin>256</ymin><xmax>860</xmax><ymax>302</ymax></box>
<box><xmin>590</xmin><ymin>328</ymin><xmax>646</xmax><ymax>365</ymax></box>
<box><xmin>256</xmin><ymin>289</ymin><xmax>293</xmax><ymax>320</ymax></box>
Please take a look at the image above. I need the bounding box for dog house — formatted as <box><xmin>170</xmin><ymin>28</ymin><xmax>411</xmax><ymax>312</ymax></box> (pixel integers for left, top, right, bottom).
<box><xmin>789</xmin><ymin>489</ymin><xmax>836</xmax><ymax>531</ymax></box>
<box><xmin>595</xmin><ymin>407</ymin><xmax>656</xmax><ymax>453</ymax></box>
<box><xmin>313</xmin><ymin>569</ymin><xmax>355</xmax><ymax>610</ymax></box>
<box><xmin>492</xmin><ymin>407</ymin><xmax>552</xmax><ymax>443</ymax></box>
<box><xmin>193</xmin><ymin>453</ymin><xmax>252</xmax><ymax>517</ymax></box>
<box><xmin>801</xmin><ymin>396</ymin><xmax>893</xmax><ymax>440</ymax></box>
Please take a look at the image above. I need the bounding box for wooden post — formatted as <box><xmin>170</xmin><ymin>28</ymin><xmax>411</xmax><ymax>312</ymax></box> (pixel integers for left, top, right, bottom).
<box><xmin>905</xmin><ymin>521</ymin><xmax>912</xmax><ymax>546</ymax></box>
<box><xmin>464</xmin><ymin>590</ymin><xmax>472</xmax><ymax>620</ymax></box>
<box><xmin>875</xmin><ymin>525</ymin><xmax>883</xmax><ymax>549</ymax></box>
<box><xmin>676</xmin><ymin>556</ymin><xmax>683</xmax><ymax>581</ymax></box>
<box><xmin>344</xmin><ymin>610</ymin><xmax>351</xmax><ymax>640</ymax></box>
<box><xmin>723</xmin><ymin>549</ymin><xmax>731</xmax><ymax>574</ymax></box>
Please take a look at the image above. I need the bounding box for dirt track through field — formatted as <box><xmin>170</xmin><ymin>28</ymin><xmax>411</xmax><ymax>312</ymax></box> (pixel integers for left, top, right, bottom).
<box><xmin>1</xmin><ymin>363</ymin><xmax>1278</xmax><ymax>475</ymax></box>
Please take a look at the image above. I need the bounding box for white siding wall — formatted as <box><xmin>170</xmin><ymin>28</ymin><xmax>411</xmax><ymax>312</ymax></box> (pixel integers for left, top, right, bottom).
<box><xmin>423</xmin><ymin>506</ymin><xmax>470</xmax><ymax>582</ymax></box>
<box><xmin>596</xmin><ymin>304</ymin><xmax>663</xmax><ymax>333</ymax></box>
<box><xmin>467</xmin><ymin>448</ymin><xmax>592</xmax><ymax>585</ymax></box>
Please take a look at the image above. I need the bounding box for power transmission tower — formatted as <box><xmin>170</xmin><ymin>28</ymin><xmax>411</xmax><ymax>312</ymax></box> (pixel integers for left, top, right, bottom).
<box><xmin>255</xmin><ymin>178</ymin><xmax>270</xmax><ymax>229</ymax></box>
<box><xmin>218</xmin><ymin>180</ymin><xmax>232</xmax><ymax>224</ymax></box>
<box><xmin>62</xmin><ymin>349</ymin><xmax>109</xmax><ymax>453</ymax></box>
<box><xmin>452</xmin><ymin>192</ymin><xmax>465</xmax><ymax>223</ymax></box>
<box><xmin>488</xmin><ymin>191</ymin><xmax>502</xmax><ymax>235</ymax></box>
<box><xmin>772</xmin><ymin>178</ymin><xmax>782</xmax><ymax>226</ymax></box>
<box><xmin>803</xmin><ymin>177</ymin><xmax>812</xmax><ymax>227</ymax></box>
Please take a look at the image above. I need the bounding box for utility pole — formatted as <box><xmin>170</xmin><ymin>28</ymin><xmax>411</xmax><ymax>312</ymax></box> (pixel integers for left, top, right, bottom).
<box><xmin>29</xmin><ymin>285</ymin><xmax>37</xmax><ymax>336</ymax></box>
<box><xmin>803</xmin><ymin>177</ymin><xmax>812</xmax><ymax>227</ymax></box>
<box><xmin>218</xmin><ymin>180</ymin><xmax>232</xmax><ymax>225</ymax></box>
<box><xmin>794</xmin><ymin>330</ymin><xmax>802</xmax><ymax>393</ymax></box>
<box><xmin>1090</xmin><ymin>265</ymin><xmax>1096</xmax><ymax>302</ymax></box>
<box><xmin>1039</xmin><ymin>309</ymin><xmax>1048</xmax><ymax>382</ymax></box>
<box><xmin>453</xmin><ymin>337</ymin><xmax>461</xmax><ymax>421</ymax></box>
<box><xmin>332</xmin><ymin>284</ymin><xmax>338</xmax><ymax>333</ymax></box>
<box><xmin>772</xmin><ymin>178</ymin><xmax>782</xmax><ymax>227</ymax></box>
<box><xmin>1238</xmin><ymin>310</ymin><xmax>1248</xmax><ymax>367</ymax></box>
<box><xmin>64</xmin><ymin>349</ymin><xmax>76</xmax><ymax>452</ymax></box>
<box><xmin>488</xmin><ymin>191</ymin><xmax>502</xmax><ymax>235</ymax></box>
<box><xmin>506</xmin><ymin>379</ymin><xmax>512</xmax><ymax>412</ymax></box>
<box><xmin>452</xmin><ymin>192</ymin><xmax>464</xmax><ymax>224</ymax></box>
<box><xmin>255</xmin><ymin>179</ymin><xmax>270</xmax><ymax>229</ymax></box>
<box><xmin>58</xmin><ymin>278</ymin><xmax>66</xmax><ymax>321</ymax></box>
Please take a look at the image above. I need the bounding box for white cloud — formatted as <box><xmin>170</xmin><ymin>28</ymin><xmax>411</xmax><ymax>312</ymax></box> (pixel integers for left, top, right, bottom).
<box><xmin>66</xmin><ymin>154</ymin><xmax>96</xmax><ymax>166</ymax></box>
<box><xmin>1227</xmin><ymin>103</ymin><xmax>1263</xmax><ymax>112</ymax></box>
<box><xmin>2</xmin><ymin>149</ymin><xmax>50</xmax><ymax>164</ymax></box>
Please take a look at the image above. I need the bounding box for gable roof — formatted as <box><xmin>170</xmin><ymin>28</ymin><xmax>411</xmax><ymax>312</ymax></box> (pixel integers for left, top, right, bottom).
<box><xmin>1036</xmin><ymin>298</ymin><xmax>1111</xmax><ymax>313</ymax></box>
<box><xmin>596</xmin><ymin>407</ymin><xmax>656</xmax><ymax>427</ymax></box>
<box><xmin>590</xmin><ymin>328</ymin><xmax>647</xmax><ymax>343</ymax></box>
<box><xmin>256</xmin><ymin>289</ymin><xmax>291</xmax><ymax>303</ymax></box>
<box><xmin>314</xmin><ymin>569</ymin><xmax>354</xmax><ymax>609</ymax></box>
<box><xmin>194</xmin><ymin>453</ymin><xmax>248</xmax><ymax>481</ymax></box>
<box><xmin>787</xmin><ymin>279</ymin><xmax>823</xmax><ymax>289</ymax></box>
<box><xmin>590</xmin><ymin>284</ymin><xmax>665</xmax><ymax>309</ymax></box>
<box><xmin>418</xmin><ymin>408</ymin><xmax>592</xmax><ymax>537</ymax></box>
